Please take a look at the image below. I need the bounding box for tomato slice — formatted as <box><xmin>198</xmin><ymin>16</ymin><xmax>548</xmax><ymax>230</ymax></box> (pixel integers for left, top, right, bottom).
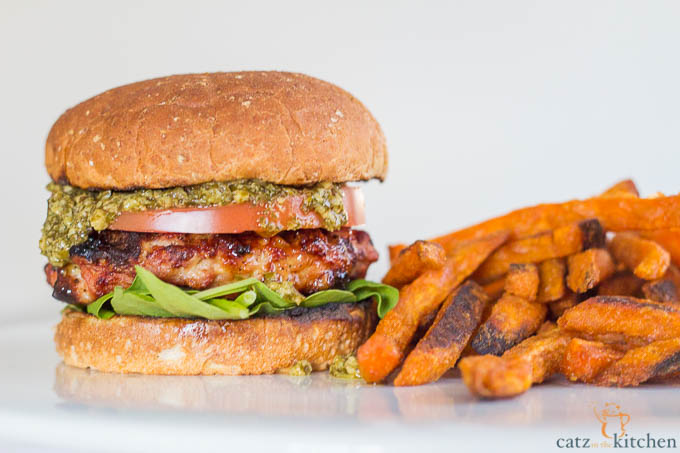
<box><xmin>109</xmin><ymin>186</ymin><xmax>365</xmax><ymax>234</ymax></box>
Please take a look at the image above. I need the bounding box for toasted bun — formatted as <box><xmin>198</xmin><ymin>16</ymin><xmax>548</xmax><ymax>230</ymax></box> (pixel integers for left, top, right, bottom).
<box><xmin>55</xmin><ymin>302</ymin><xmax>375</xmax><ymax>375</ymax></box>
<box><xmin>46</xmin><ymin>72</ymin><xmax>387</xmax><ymax>190</ymax></box>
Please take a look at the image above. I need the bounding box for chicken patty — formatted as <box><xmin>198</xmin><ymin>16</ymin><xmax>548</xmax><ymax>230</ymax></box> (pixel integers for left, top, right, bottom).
<box><xmin>46</xmin><ymin>228</ymin><xmax>378</xmax><ymax>304</ymax></box>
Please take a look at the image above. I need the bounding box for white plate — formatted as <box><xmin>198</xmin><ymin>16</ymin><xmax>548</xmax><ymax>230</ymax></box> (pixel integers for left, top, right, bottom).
<box><xmin>0</xmin><ymin>317</ymin><xmax>678</xmax><ymax>453</ymax></box>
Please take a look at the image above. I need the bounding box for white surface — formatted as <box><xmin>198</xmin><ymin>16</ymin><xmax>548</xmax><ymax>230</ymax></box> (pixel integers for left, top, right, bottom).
<box><xmin>0</xmin><ymin>318</ymin><xmax>678</xmax><ymax>453</ymax></box>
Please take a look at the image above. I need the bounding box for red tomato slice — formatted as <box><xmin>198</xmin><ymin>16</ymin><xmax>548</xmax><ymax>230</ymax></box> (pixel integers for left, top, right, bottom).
<box><xmin>109</xmin><ymin>186</ymin><xmax>365</xmax><ymax>234</ymax></box>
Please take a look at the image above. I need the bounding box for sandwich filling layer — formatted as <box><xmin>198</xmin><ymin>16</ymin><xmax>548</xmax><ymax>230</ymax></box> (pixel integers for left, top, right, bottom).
<box><xmin>41</xmin><ymin>179</ymin><xmax>392</xmax><ymax>321</ymax></box>
<box><xmin>40</xmin><ymin>180</ymin><xmax>347</xmax><ymax>266</ymax></box>
<box><xmin>46</xmin><ymin>228</ymin><xmax>378</xmax><ymax>305</ymax></box>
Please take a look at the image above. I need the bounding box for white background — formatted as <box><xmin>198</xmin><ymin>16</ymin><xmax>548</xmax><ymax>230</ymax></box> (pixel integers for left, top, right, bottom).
<box><xmin>2</xmin><ymin>0</ymin><xmax>680</xmax><ymax>322</ymax></box>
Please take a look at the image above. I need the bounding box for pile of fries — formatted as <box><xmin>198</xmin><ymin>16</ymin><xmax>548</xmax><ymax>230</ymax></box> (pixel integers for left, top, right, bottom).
<box><xmin>357</xmin><ymin>180</ymin><xmax>680</xmax><ymax>398</ymax></box>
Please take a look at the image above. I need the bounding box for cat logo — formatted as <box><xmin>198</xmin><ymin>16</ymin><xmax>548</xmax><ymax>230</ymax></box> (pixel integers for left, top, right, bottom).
<box><xmin>594</xmin><ymin>403</ymin><xmax>630</xmax><ymax>439</ymax></box>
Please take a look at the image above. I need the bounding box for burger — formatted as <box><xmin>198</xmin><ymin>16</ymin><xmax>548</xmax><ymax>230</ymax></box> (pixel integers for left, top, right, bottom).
<box><xmin>41</xmin><ymin>71</ymin><xmax>394</xmax><ymax>375</ymax></box>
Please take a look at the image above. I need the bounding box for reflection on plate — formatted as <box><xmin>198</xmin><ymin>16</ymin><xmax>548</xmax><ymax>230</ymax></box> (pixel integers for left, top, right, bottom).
<box><xmin>55</xmin><ymin>363</ymin><xmax>366</xmax><ymax>415</ymax></box>
<box><xmin>54</xmin><ymin>363</ymin><xmax>679</xmax><ymax>425</ymax></box>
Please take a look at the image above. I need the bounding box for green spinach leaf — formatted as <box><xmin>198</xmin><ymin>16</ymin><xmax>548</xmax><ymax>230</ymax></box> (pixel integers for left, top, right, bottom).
<box><xmin>81</xmin><ymin>266</ymin><xmax>398</xmax><ymax>321</ymax></box>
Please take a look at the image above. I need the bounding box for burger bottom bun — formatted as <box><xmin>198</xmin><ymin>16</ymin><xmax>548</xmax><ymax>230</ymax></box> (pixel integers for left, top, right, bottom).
<box><xmin>55</xmin><ymin>302</ymin><xmax>375</xmax><ymax>375</ymax></box>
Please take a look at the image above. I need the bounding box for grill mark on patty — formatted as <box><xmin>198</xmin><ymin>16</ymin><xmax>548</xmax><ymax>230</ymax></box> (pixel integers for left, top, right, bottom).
<box><xmin>47</xmin><ymin>228</ymin><xmax>378</xmax><ymax>304</ymax></box>
<box><xmin>70</xmin><ymin>231</ymin><xmax>143</xmax><ymax>267</ymax></box>
<box><xmin>53</xmin><ymin>271</ymin><xmax>77</xmax><ymax>304</ymax></box>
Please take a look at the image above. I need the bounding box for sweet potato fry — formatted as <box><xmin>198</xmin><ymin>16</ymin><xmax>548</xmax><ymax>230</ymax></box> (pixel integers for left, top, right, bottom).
<box><xmin>388</xmin><ymin>244</ymin><xmax>407</xmax><ymax>264</ymax></box>
<box><xmin>502</xmin><ymin>328</ymin><xmax>571</xmax><ymax>381</ymax></box>
<box><xmin>609</xmin><ymin>232</ymin><xmax>670</xmax><ymax>280</ymax></box>
<box><xmin>642</xmin><ymin>279</ymin><xmax>678</xmax><ymax>303</ymax></box>
<box><xmin>637</xmin><ymin>229</ymin><xmax>680</xmax><ymax>268</ymax></box>
<box><xmin>557</xmin><ymin>296</ymin><xmax>680</xmax><ymax>347</ymax></box>
<box><xmin>504</xmin><ymin>263</ymin><xmax>540</xmax><ymax>301</ymax></box>
<box><xmin>473</xmin><ymin>219</ymin><xmax>604</xmax><ymax>283</ymax></box>
<box><xmin>560</xmin><ymin>338</ymin><xmax>624</xmax><ymax>383</ymax></box>
<box><xmin>382</xmin><ymin>240</ymin><xmax>446</xmax><ymax>288</ymax></box>
<box><xmin>566</xmin><ymin>249</ymin><xmax>615</xmax><ymax>293</ymax></box>
<box><xmin>460</xmin><ymin>328</ymin><xmax>571</xmax><ymax>398</ymax></box>
<box><xmin>394</xmin><ymin>281</ymin><xmax>488</xmax><ymax>386</ymax></box>
<box><xmin>537</xmin><ymin>258</ymin><xmax>566</xmax><ymax>303</ymax></box>
<box><xmin>357</xmin><ymin>231</ymin><xmax>509</xmax><ymax>383</ymax></box>
<box><xmin>471</xmin><ymin>294</ymin><xmax>547</xmax><ymax>355</ymax></box>
<box><xmin>482</xmin><ymin>277</ymin><xmax>506</xmax><ymax>300</ymax></box>
<box><xmin>599</xmin><ymin>179</ymin><xmax>640</xmax><ymax>198</ymax></box>
<box><xmin>642</xmin><ymin>264</ymin><xmax>680</xmax><ymax>303</ymax></box>
<box><xmin>537</xmin><ymin>320</ymin><xmax>558</xmax><ymax>335</ymax></box>
<box><xmin>663</xmin><ymin>264</ymin><xmax>680</xmax><ymax>290</ymax></box>
<box><xmin>594</xmin><ymin>338</ymin><xmax>680</xmax><ymax>387</ymax></box>
<box><xmin>459</xmin><ymin>355</ymin><xmax>531</xmax><ymax>398</ymax></box>
<box><xmin>430</xmin><ymin>194</ymin><xmax>680</xmax><ymax>254</ymax></box>
<box><xmin>548</xmin><ymin>292</ymin><xmax>579</xmax><ymax>319</ymax></box>
<box><xmin>651</xmin><ymin>371</ymin><xmax>680</xmax><ymax>383</ymax></box>
<box><xmin>597</xmin><ymin>271</ymin><xmax>643</xmax><ymax>297</ymax></box>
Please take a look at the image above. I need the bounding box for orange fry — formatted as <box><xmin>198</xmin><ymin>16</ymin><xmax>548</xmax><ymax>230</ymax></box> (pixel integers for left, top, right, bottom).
<box><xmin>557</xmin><ymin>296</ymin><xmax>680</xmax><ymax>347</ymax></box>
<box><xmin>598</xmin><ymin>179</ymin><xmax>640</xmax><ymax>198</ymax></box>
<box><xmin>548</xmin><ymin>292</ymin><xmax>579</xmax><ymax>319</ymax></box>
<box><xmin>504</xmin><ymin>263</ymin><xmax>540</xmax><ymax>301</ymax></box>
<box><xmin>460</xmin><ymin>328</ymin><xmax>570</xmax><ymax>399</ymax></box>
<box><xmin>560</xmin><ymin>338</ymin><xmax>624</xmax><ymax>383</ymax></box>
<box><xmin>537</xmin><ymin>320</ymin><xmax>558</xmax><ymax>335</ymax></box>
<box><xmin>382</xmin><ymin>240</ymin><xmax>446</xmax><ymax>288</ymax></box>
<box><xmin>459</xmin><ymin>355</ymin><xmax>531</xmax><ymax>399</ymax></box>
<box><xmin>471</xmin><ymin>294</ymin><xmax>547</xmax><ymax>355</ymax></box>
<box><xmin>357</xmin><ymin>231</ymin><xmax>509</xmax><ymax>383</ymax></box>
<box><xmin>430</xmin><ymin>194</ymin><xmax>680</xmax><ymax>253</ymax></box>
<box><xmin>482</xmin><ymin>277</ymin><xmax>506</xmax><ymax>300</ymax></box>
<box><xmin>663</xmin><ymin>264</ymin><xmax>680</xmax><ymax>291</ymax></box>
<box><xmin>502</xmin><ymin>328</ymin><xmax>571</xmax><ymax>381</ymax></box>
<box><xmin>537</xmin><ymin>258</ymin><xmax>566</xmax><ymax>303</ymax></box>
<box><xmin>394</xmin><ymin>282</ymin><xmax>488</xmax><ymax>386</ymax></box>
<box><xmin>641</xmin><ymin>279</ymin><xmax>678</xmax><ymax>303</ymax></box>
<box><xmin>388</xmin><ymin>244</ymin><xmax>407</xmax><ymax>265</ymax></box>
<box><xmin>609</xmin><ymin>232</ymin><xmax>670</xmax><ymax>280</ymax></box>
<box><xmin>566</xmin><ymin>249</ymin><xmax>615</xmax><ymax>293</ymax></box>
<box><xmin>637</xmin><ymin>229</ymin><xmax>680</xmax><ymax>268</ymax></box>
<box><xmin>597</xmin><ymin>272</ymin><xmax>643</xmax><ymax>297</ymax></box>
<box><xmin>594</xmin><ymin>338</ymin><xmax>680</xmax><ymax>387</ymax></box>
<box><xmin>644</xmin><ymin>265</ymin><xmax>680</xmax><ymax>303</ymax></box>
<box><xmin>473</xmin><ymin>219</ymin><xmax>604</xmax><ymax>283</ymax></box>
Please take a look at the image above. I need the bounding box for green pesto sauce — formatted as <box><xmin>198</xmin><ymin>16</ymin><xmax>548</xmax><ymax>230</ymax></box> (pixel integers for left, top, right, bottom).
<box><xmin>329</xmin><ymin>354</ymin><xmax>363</xmax><ymax>380</ymax></box>
<box><xmin>277</xmin><ymin>360</ymin><xmax>313</xmax><ymax>376</ymax></box>
<box><xmin>40</xmin><ymin>180</ymin><xmax>347</xmax><ymax>267</ymax></box>
<box><xmin>263</xmin><ymin>277</ymin><xmax>305</xmax><ymax>304</ymax></box>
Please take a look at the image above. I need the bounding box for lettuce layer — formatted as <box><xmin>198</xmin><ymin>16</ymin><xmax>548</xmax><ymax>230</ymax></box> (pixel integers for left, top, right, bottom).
<box><xmin>72</xmin><ymin>266</ymin><xmax>398</xmax><ymax>320</ymax></box>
